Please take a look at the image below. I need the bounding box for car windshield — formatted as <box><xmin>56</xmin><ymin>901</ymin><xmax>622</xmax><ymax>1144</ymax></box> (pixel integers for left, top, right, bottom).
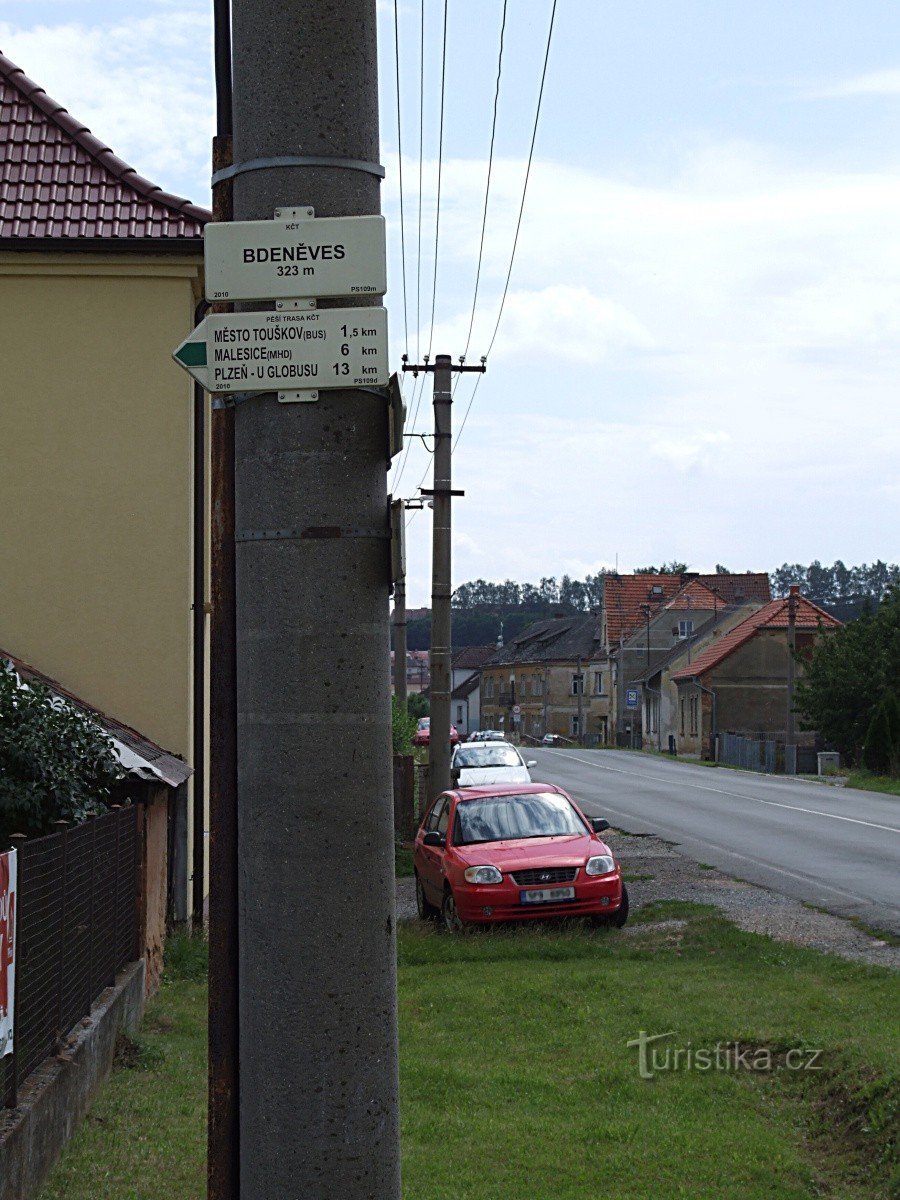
<box><xmin>417</xmin><ymin>718</ymin><xmax>429</xmax><ymax>729</ymax></box>
<box><xmin>454</xmin><ymin>792</ymin><xmax>586</xmax><ymax>845</ymax></box>
<box><xmin>455</xmin><ymin>745</ymin><xmax>521</xmax><ymax>769</ymax></box>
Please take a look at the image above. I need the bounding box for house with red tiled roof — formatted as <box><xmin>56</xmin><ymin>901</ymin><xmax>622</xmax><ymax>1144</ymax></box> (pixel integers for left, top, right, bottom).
<box><xmin>0</xmin><ymin>52</ymin><xmax>209</xmax><ymax>922</ymax></box>
<box><xmin>668</xmin><ymin>587</ymin><xmax>841</xmax><ymax>758</ymax></box>
<box><xmin>603</xmin><ymin>572</ymin><xmax>771</xmax><ymax>744</ymax></box>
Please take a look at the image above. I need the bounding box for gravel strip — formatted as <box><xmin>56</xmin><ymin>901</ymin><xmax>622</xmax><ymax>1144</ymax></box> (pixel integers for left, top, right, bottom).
<box><xmin>397</xmin><ymin>835</ymin><xmax>899</xmax><ymax>969</ymax></box>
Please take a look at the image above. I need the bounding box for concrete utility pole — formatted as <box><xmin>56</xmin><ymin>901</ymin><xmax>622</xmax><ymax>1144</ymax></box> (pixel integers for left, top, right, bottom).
<box><xmin>393</xmin><ymin>576</ymin><xmax>408</xmax><ymax>710</ymax></box>
<box><xmin>403</xmin><ymin>355</ymin><xmax>484</xmax><ymax>801</ymax></box>
<box><xmin>426</xmin><ymin>355</ymin><xmax>454</xmax><ymax>802</ymax></box>
<box><xmin>786</xmin><ymin>584</ymin><xmax>798</xmax><ymax>775</ymax></box>
<box><xmin>229</xmin><ymin>3</ymin><xmax>400</xmax><ymax>1197</ymax></box>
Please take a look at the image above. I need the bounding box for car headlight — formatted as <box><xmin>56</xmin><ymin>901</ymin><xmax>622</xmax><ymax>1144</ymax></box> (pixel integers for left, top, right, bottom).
<box><xmin>585</xmin><ymin>855</ymin><xmax>616</xmax><ymax>876</ymax></box>
<box><xmin>464</xmin><ymin>865</ymin><xmax>503</xmax><ymax>885</ymax></box>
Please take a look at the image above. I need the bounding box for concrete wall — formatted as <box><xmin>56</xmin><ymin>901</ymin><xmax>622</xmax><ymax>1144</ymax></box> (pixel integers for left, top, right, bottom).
<box><xmin>0</xmin><ymin>252</ymin><xmax>208</xmax><ymax>916</ymax></box>
<box><xmin>0</xmin><ymin>959</ymin><xmax>145</xmax><ymax>1200</ymax></box>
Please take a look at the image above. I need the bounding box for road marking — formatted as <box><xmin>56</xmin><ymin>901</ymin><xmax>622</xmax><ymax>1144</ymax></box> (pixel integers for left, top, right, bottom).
<box><xmin>565</xmin><ymin>793</ymin><xmax>890</xmax><ymax>911</ymax></box>
<box><xmin>545</xmin><ymin>750</ymin><xmax>900</xmax><ymax>835</ymax></box>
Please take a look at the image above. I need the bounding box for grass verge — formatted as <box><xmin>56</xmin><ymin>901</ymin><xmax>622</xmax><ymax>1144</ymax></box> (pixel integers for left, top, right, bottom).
<box><xmin>843</xmin><ymin>770</ymin><xmax>900</xmax><ymax>797</ymax></box>
<box><xmin>40</xmin><ymin>931</ymin><xmax>208</xmax><ymax>1200</ymax></box>
<box><xmin>42</xmin><ymin>916</ymin><xmax>899</xmax><ymax>1200</ymax></box>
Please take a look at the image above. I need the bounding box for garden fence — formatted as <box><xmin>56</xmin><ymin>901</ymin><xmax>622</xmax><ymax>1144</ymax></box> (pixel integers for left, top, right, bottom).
<box><xmin>3</xmin><ymin>805</ymin><xmax>139</xmax><ymax>1107</ymax></box>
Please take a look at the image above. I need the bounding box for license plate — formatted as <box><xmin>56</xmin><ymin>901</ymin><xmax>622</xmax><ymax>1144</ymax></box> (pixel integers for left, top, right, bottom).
<box><xmin>520</xmin><ymin>886</ymin><xmax>576</xmax><ymax>905</ymax></box>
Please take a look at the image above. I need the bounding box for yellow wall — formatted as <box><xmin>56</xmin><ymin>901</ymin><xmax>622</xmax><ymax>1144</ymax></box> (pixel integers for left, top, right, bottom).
<box><xmin>0</xmin><ymin>254</ymin><xmax>208</xmax><ymax>917</ymax></box>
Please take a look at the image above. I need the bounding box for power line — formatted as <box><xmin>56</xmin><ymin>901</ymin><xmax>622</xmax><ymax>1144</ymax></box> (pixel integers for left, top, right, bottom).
<box><xmin>425</xmin><ymin>0</ymin><xmax>449</xmax><ymax>358</ymax></box>
<box><xmin>415</xmin><ymin>0</ymin><xmax>425</xmax><ymax>361</ymax></box>
<box><xmin>461</xmin><ymin>0</ymin><xmax>508</xmax><ymax>363</ymax></box>
<box><xmin>391</xmin><ymin>364</ymin><xmax>426</xmax><ymax>492</ymax></box>
<box><xmin>392</xmin><ymin>0</ymin><xmax>409</xmax><ymax>353</ymax></box>
<box><xmin>451</xmin><ymin>0</ymin><xmax>558</xmax><ymax>453</ymax></box>
<box><xmin>453</xmin><ymin>369</ymin><xmax>484</xmax><ymax>452</ymax></box>
<box><xmin>483</xmin><ymin>0</ymin><xmax>558</xmax><ymax>361</ymax></box>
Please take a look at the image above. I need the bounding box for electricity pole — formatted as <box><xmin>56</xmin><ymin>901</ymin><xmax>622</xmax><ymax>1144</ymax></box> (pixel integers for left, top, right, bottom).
<box><xmin>403</xmin><ymin>355</ymin><xmax>484</xmax><ymax>801</ymax></box>
<box><xmin>229</xmin><ymin>3</ymin><xmax>400</xmax><ymax>1197</ymax></box>
<box><xmin>393</xmin><ymin>576</ymin><xmax>408</xmax><ymax>709</ymax></box>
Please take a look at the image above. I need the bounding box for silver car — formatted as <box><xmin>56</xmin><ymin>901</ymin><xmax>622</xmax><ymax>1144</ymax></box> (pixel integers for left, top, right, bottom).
<box><xmin>450</xmin><ymin>741</ymin><xmax>537</xmax><ymax>788</ymax></box>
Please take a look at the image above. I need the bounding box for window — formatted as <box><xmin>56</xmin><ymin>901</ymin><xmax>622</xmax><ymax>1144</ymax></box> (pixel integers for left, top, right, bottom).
<box><xmin>571</xmin><ymin>673</ymin><xmax>584</xmax><ymax>696</ymax></box>
<box><xmin>571</xmin><ymin>715</ymin><xmax>580</xmax><ymax>736</ymax></box>
<box><xmin>678</xmin><ymin>620</ymin><xmax>694</xmax><ymax>639</ymax></box>
<box><xmin>436</xmin><ymin>800</ymin><xmax>451</xmax><ymax>836</ymax></box>
<box><xmin>424</xmin><ymin>798</ymin><xmax>444</xmax><ymax>832</ymax></box>
<box><xmin>532</xmin><ymin>675</ymin><xmax>543</xmax><ymax>696</ymax></box>
<box><xmin>456</xmin><ymin>704</ymin><xmax>464</xmax><ymax>724</ymax></box>
<box><xmin>680</xmin><ymin>698</ymin><xmax>686</xmax><ymax>736</ymax></box>
<box><xmin>594</xmin><ymin>671</ymin><xmax>605</xmax><ymax>696</ymax></box>
<box><xmin>689</xmin><ymin>696</ymin><xmax>698</xmax><ymax>735</ymax></box>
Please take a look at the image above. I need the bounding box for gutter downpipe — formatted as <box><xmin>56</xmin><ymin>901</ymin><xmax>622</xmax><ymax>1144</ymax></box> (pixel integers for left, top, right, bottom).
<box><xmin>695</xmin><ymin>677</ymin><xmax>718</xmax><ymax>761</ymax></box>
<box><xmin>192</xmin><ymin>333</ymin><xmax>207</xmax><ymax>930</ymax></box>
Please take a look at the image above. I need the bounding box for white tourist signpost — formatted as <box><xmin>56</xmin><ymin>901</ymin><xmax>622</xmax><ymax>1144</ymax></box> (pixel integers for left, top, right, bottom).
<box><xmin>204</xmin><ymin>210</ymin><xmax>387</xmax><ymax>302</ymax></box>
<box><xmin>172</xmin><ymin>306</ymin><xmax>389</xmax><ymax>398</ymax></box>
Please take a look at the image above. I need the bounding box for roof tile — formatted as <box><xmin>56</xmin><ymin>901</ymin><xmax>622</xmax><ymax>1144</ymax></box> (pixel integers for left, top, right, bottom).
<box><xmin>0</xmin><ymin>50</ymin><xmax>208</xmax><ymax>241</ymax></box>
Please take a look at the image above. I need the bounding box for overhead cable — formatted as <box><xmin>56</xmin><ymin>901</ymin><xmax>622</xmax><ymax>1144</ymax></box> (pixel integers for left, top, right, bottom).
<box><xmin>392</xmin><ymin>0</ymin><xmax>409</xmax><ymax>353</ymax></box>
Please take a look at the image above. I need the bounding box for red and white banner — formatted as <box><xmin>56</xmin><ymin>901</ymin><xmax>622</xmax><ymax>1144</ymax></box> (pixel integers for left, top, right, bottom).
<box><xmin>0</xmin><ymin>850</ymin><xmax>17</xmax><ymax>1058</ymax></box>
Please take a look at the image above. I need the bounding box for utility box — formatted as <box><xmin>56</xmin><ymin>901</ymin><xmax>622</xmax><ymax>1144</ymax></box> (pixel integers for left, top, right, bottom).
<box><xmin>817</xmin><ymin>751</ymin><xmax>841</xmax><ymax>775</ymax></box>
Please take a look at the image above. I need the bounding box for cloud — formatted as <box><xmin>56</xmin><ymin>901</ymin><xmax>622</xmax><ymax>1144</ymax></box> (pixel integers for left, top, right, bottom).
<box><xmin>0</xmin><ymin>9</ymin><xmax>214</xmax><ymax>201</ymax></box>
<box><xmin>811</xmin><ymin>68</ymin><xmax>900</xmax><ymax>99</ymax></box>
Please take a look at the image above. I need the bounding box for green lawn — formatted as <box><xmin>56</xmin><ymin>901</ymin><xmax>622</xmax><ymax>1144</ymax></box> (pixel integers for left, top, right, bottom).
<box><xmin>42</xmin><ymin>913</ymin><xmax>899</xmax><ymax>1200</ymax></box>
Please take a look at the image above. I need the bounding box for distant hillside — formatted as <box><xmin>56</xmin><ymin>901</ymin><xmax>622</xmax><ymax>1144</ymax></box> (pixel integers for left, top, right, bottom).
<box><xmin>401</xmin><ymin>560</ymin><xmax>899</xmax><ymax>650</ymax></box>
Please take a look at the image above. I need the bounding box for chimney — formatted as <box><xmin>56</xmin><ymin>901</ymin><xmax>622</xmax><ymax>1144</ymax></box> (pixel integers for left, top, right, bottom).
<box><xmin>789</xmin><ymin>585</ymin><xmax>801</xmax><ymax>597</ymax></box>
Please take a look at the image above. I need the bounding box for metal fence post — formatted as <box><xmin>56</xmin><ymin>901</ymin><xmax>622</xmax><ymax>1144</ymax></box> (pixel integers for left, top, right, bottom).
<box><xmin>53</xmin><ymin>821</ymin><xmax>68</xmax><ymax>1051</ymax></box>
<box><xmin>110</xmin><ymin>807</ymin><xmax>121</xmax><ymax>987</ymax></box>
<box><xmin>85</xmin><ymin>815</ymin><xmax>97</xmax><ymax>1016</ymax></box>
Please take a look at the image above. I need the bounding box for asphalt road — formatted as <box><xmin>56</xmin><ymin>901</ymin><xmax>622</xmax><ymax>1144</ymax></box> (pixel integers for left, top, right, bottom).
<box><xmin>527</xmin><ymin>747</ymin><xmax>900</xmax><ymax>934</ymax></box>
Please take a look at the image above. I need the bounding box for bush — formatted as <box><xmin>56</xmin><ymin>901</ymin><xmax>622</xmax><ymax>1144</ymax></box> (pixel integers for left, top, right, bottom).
<box><xmin>392</xmin><ymin>696</ymin><xmax>416</xmax><ymax>755</ymax></box>
<box><xmin>0</xmin><ymin>660</ymin><xmax>123</xmax><ymax>842</ymax></box>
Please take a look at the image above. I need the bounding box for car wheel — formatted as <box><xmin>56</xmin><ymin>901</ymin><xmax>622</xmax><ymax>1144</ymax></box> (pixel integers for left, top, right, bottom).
<box><xmin>441</xmin><ymin>887</ymin><xmax>464</xmax><ymax>934</ymax></box>
<box><xmin>415</xmin><ymin>872</ymin><xmax>438</xmax><ymax>920</ymax></box>
<box><xmin>592</xmin><ymin>885</ymin><xmax>629</xmax><ymax>929</ymax></box>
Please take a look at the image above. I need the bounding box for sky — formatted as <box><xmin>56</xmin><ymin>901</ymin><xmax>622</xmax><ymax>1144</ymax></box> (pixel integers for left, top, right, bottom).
<box><xmin>2</xmin><ymin>0</ymin><xmax>900</xmax><ymax>604</ymax></box>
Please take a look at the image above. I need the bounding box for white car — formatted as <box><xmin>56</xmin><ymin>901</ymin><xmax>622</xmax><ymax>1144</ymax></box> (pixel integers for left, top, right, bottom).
<box><xmin>450</xmin><ymin>741</ymin><xmax>537</xmax><ymax>788</ymax></box>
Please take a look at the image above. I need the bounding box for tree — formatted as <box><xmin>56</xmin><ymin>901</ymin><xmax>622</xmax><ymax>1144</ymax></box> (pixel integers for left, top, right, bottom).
<box><xmin>0</xmin><ymin>661</ymin><xmax>124</xmax><ymax>843</ymax></box>
<box><xmin>633</xmin><ymin>561</ymin><xmax>688</xmax><ymax>575</ymax></box>
<box><xmin>407</xmin><ymin>692</ymin><xmax>429</xmax><ymax>719</ymax></box>
<box><xmin>863</xmin><ymin>699</ymin><xmax>894</xmax><ymax>775</ymax></box>
<box><xmin>794</xmin><ymin>588</ymin><xmax>900</xmax><ymax>766</ymax></box>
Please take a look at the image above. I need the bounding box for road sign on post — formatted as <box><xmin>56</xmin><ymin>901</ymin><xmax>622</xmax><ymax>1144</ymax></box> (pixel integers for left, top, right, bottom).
<box><xmin>204</xmin><ymin>212</ymin><xmax>387</xmax><ymax>301</ymax></box>
<box><xmin>625</xmin><ymin>687</ymin><xmax>639</xmax><ymax>710</ymax></box>
<box><xmin>172</xmin><ymin>307</ymin><xmax>388</xmax><ymax>394</ymax></box>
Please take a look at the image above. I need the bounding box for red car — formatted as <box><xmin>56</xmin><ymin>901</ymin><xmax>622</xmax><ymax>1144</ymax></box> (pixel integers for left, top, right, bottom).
<box><xmin>414</xmin><ymin>783</ymin><xmax>628</xmax><ymax>932</ymax></box>
<box><xmin>412</xmin><ymin>716</ymin><xmax>460</xmax><ymax>748</ymax></box>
